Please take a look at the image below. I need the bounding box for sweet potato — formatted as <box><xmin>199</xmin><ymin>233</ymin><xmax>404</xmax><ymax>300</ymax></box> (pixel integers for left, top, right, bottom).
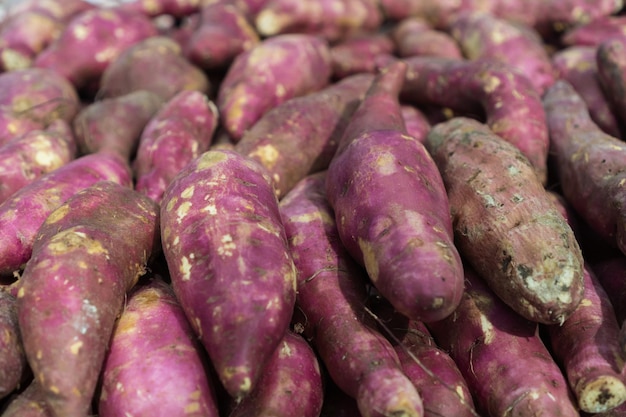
<box><xmin>33</xmin><ymin>8</ymin><xmax>157</xmax><ymax>90</ymax></box>
<box><xmin>326</xmin><ymin>61</ymin><xmax>464</xmax><ymax>323</ymax></box>
<box><xmin>391</xmin><ymin>17</ymin><xmax>463</xmax><ymax>59</ymax></box>
<box><xmin>0</xmin><ymin>119</ymin><xmax>76</xmax><ymax>204</ymax></box>
<box><xmin>0</xmin><ymin>290</ymin><xmax>27</xmax><ymax>400</ymax></box>
<box><xmin>133</xmin><ymin>90</ymin><xmax>219</xmax><ymax>204</ymax></box>
<box><xmin>0</xmin><ymin>152</ymin><xmax>132</xmax><ymax>278</ymax></box>
<box><xmin>235</xmin><ymin>73</ymin><xmax>374</xmax><ymax>199</ymax></box>
<box><xmin>4</xmin><ymin>0</ymin><xmax>94</xmax><ymax>23</ymax></box>
<box><xmin>0</xmin><ymin>11</ymin><xmax>64</xmax><ymax>71</ymax></box>
<box><xmin>228</xmin><ymin>331</ymin><xmax>324</xmax><ymax>417</ymax></box>
<box><xmin>254</xmin><ymin>0</ymin><xmax>382</xmax><ymax>42</ymax></box>
<box><xmin>592</xmin><ymin>256</ymin><xmax>626</xmax><ymax>326</ymax></box>
<box><xmin>427</xmin><ymin>265</ymin><xmax>579</xmax><ymax>417</ymax></box>
<box><xmin>119</xmin><ymin>0</ymin><xmax>203</xmax><ymax>18</ymax></box>
<box><xmin>401</xmin><ymin>56</ymin><xmax>550</xmax><ymax>184</ymax></box>
<box><xmin>552</xmin><ymin>46</ymin><xmax>621</xmax><ymax>138</ymax></box>
<box><xmin>98</xmin><ymin>36</ymin><xmax>210</xmax><ymax>102</ymax></box>
<box><xmin>448</xmin><ymin>11</ymin><xmax>555</xmax><ymax>95</ymax></box>
<box><xmin>596</xmin><ymin>38</ymin><xmax>626</xmax><ymax>136</ymax></box>
<box><xmin>0</xmin><ymin>113</ymin><xmax>45</xmax><ymax>149</ymax></box>
<box><xmin>98</xmin><ymin>275</ymin><xmax>220</xmax><ymax>417</ymax></box>
<box><xmin>330</xmin><ymin>33</ymin><xmax>396</xmax><ymax>79</ymax></box>
<box><xmin>562</xmin><ymin>16</ymin><xmax>626</xmax><ymax>47</ymax></box>
<box><xmin>542</xmin><ymin>80</ymin><xmax>626</xmax><ymax>257</ymax></box>
<box><xmin>377</xmin><ymin>0</ymin><xmax>493</xmax><ymax>29</ymax></box>
<box><xmin>72</xmin><ymin>90</ymin><xmax>163</xmax><ymax>161</ymax></box>
<box><xmin>425</xmin><ymin>116</ymin><xmax>584</xmax><ymax>324</ymax></box>
<box><xmin>216</xmin><ymin>34</ymin><xmax>332</xmax><ymax>141</ymax></box>
<box><xmin>400</xmin><ymin>104</ymin><xmax>430</xmax><ymax>143</ymax></box>
<box><xmin>160</xmin><ymin>149</ymin><xmax>297</xmax><ymax>399</ymax></box>
<box><xmin>0</xmin><ymin>380</ymin><xmax>54</xmax><ymax>417</ymax></box>
<box><xmin>16</xmin><ymin>180</ymin><xmax>160</xmax><ymax>417</ymax></box>
<box><xmin>183</xmin><ymin>3</ymin><xmax>259</xmax><ymax>70</ymax></box>
<box><xmin>280</xmin><ymin>171</ymin><xmax>424</xmax><ymax>417</ymax></box>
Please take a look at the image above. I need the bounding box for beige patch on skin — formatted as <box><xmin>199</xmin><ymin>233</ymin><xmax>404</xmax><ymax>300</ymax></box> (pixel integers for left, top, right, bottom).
<box><xmin>359</xmin><ymin>238</ymin><xmax>379</xmax><ymax>282</ymax></box>
<box><xmin>176</xmin><ymin>201</ymin><xmax>192</xmax><ymax>223</ymax></box>
<box><xmin>70</xmin><ymin>340</ymin><xmax>83</xmax><ymax>355</ymax></box>
<box><xmin>180</xmin><ymin>256</ymin><xmax>192</xmax><ymax>281</ymax></box>
<box><xmin>181</xmin><ymin>185</ymin><xmax>195</xmax><ymax>199</ymax></box>
<box><xmin>377</xmin><ymin>152</ymin><xmax>397</xmax><ymax>175</ymax></box>
<box><xmin>217</xmin><ymin>234</ymin><xmax>236</xmax><ymax>257</ymax></box>
<box><xmin>482</xmin><ymin>74</ymin><xmax>502</xmax><ymax>93</ymax></box>
<box><xmin>72</xmin><ymin>24</ymin><xmax>89</xmax><ymax>41</ymax></box>
<box><xmin>45</xmin><ymin>204</ymin><xmax>70</xmax><ymax>224</ymax></box>
<box><xmin>278</xmin><ymin>340</ymin><xmax>293</xmax><ymax>358</ymax></box>
<box><xmin>250</xmin><ymin>144</ymin><xmax>280</xmax><ymax>170</ymax></box>
<box><xmin>47</xmin><ymin>230</ymin><xmax>109</xmax><ymax>257</ymax></box>
<box><xmin>196</xmin><ymin>150</ymin><xmax>228</xmax><ymax>171</ymax></box>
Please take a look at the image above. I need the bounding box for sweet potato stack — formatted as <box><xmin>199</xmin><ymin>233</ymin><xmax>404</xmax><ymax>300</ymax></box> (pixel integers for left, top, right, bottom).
<box><xmin>2</xmin><ymin>0</ymin><xmax>626</xmax><ymax>416</ymax></box>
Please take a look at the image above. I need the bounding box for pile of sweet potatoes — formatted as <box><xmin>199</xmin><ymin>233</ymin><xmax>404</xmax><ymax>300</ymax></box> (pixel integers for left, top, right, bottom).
<box><xmin>3</xmin><ymin>0</ymin><xmax>626</xmax><ymax>416</ymax></box>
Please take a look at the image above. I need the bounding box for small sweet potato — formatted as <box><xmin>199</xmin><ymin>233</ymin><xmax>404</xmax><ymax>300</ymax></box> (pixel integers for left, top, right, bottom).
<box><xmin>16</xmin><ymin>180</ymin><xmax>160</xmax><ymax>417</ymax></box>
<box><xmin>4</xmin><ymin>0</ymin><xmax>94</xmax><ymax>23</ymax></box>
<box><xmin>0</xmin><ymin>290</ymin><xmax>28</xmax><ymax>400</ymax></box>
<box><xmin>0</xmin><ymin>380</ymin><xmax>54</xmax><ymax>417</ymax></box>
<box><xmin>255</xmin><ymin>0</ymin><xmax>382</xmax><ymax>42</ymax></box>
<box><xmin>235</xmin><ymin>73</ymin><xmax>374</xmax><ymax>199</ymax></box>
<box><xmin>33</xmin><ymin>8</ymin><xmax>157</xmax><ymax>90</ymax></box>
<box><xmin>326</xmin><ymin>61</ymin><xmax>464</xmax><ymax>322</ymax></box>
<box><xmin>98</xmin><ymin>36</ymin><xmax>210</xmax><ymax>102</ymax></box>
<box><xmin>0</xmin><ymin>152</ymin><xmax>132</xmax><ymax>278</ymax></box>
<box><xmin>391</xmin><ymin>17</ymin><xmax>463</xmax><ymax>59</ymax></box>
<box><xmin>160</xmin><ymin>149</ymin><xmax>297</xmax><ymax>399</ymax></box>
<box><xmin>72</xmin><ymin>90</ymin><xmax>164</xmax><ymax>161</ymax></box>
<box><xmin>401</xmin><ymin>104</ymin><xmax>430</xmax><ymax>143</ymax></box>
<box><xmin>98</xmin><ymin>275</ymin><xmax>220</xmax><ymax>417</ymax></box>
<box><xmin>217</xmin><ymin>34</ymin><xmax>332</xmax><ymax>141</ymax></box>
<box><xmin>427</xmin><ymin>265</ymin><xmax>580</xmax><ymax>417</ymax></box>
<box><xmin>425</xmin><ymin>116</ymin><xmax>584</xmax><ymax>324</ymax></box>
<box><xmin>561</xmin><ymin>16</ymin><xmax>626</xmax><ymax>47</ymax></box>
<box><xmin>0</xmin><ymin>119</ymin><xmax>76</xmax><ymax>204</ymax></box>
<box><xmin>280</xmin><ymin>171</ymin><xmax>424</xmax><ymax>417</ymax></box>
<box><xmin>228</xmin><ymin>331</ymin><xmax>324</xmax><ymax>417</ymax></box>
<box><xmin>133</xmin><ymin>90</ymin><xmax>219</xmax><ymax>204</ymax></box>
<box><xmin>330</xmin><ymin>33</ymin><xmax>396</xmax><ymax>79</ymax></box>
<box><xmin>542</xmin><ymin>80</ymin><xmax>626</xmax><ymax>257</ymax></box>
<box><xmin>596</xmin><ymin>38</ymin><xmax>626</xmax><ymax>136</ymax></box>
<box><xmin>119</xmin><ymin>0</ymin><xmax>203</xmax><ymax>18</ymax></box>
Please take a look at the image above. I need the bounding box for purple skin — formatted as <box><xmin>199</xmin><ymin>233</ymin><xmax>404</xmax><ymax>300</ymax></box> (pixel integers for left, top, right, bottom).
<box><xmin>330</xmin><ymin>33</ymin><xmax>395</xmax><ymax>79</ymax></box>
<box><xmin>254</xmin><ymin>0</ymin><xmax>383</xmax><ymax>42</ymax></box>
<box><xmin>33</xmin><ymin>8</ymin><xmax>158</xmax><ymax>90</ymax></box>
<box><xmin>426</xmin><ymin>266</ymin><xmax>580</xmax><ymax>417</ymax></box>
<box><xmin>73</xmin><ymin>90</ymin><xmax>164</xmax><ymax>161</ymax></box>
<box><xmin>0</xmin><ymin>11</ymin><xmax>64</xmax><ymax>72</ymax></box>
<box><xmin>400</xmin><ymin>105</ymin><xmax>430</xmax><ymax>144</ymax></box>
<box><xmin>217</xmin><ymin>34</ymin><xmax>332</xmax><ymax>141</ymax></box>
<box><xmin>448</xmin><ymin>11</ymin><xmax>555</xmax><ymax>95</ymax></box>
<box><xmin>597</xmin><ymin>38</ymin><xmax>626</xmax><ymax>136</ymax></box>
<box><xmin>393</xmin><ymin>320</ymin><xmax>479</xmax><ymax>417</ymax></box>
<box><xmin>0</xmin><ymin>67</ymin><xmax>79</xmax><ymax>128</ymax></box>
<box><xmin>400</xmin><ymin>56</ymin><xmax>550</xmax><ymax>184</ymax></box>
<box><xmin>562</xmin><ymin>16</ymin><xmax>626</xmax><ymax>47</ymax></box>
<box><xmin>99</xmin><ymin>276</ymin><xmax>220</xmax><ymax>417</ymax></box>
<box><xmin>0</xmin><ymin>152</ymin><xmax>132</xmax><ymax>278</ymax></box>
<box><xmin>97</xmin><ymin>36</ymin><xmax>210</xmax><ymax>102</ymax></box>
<box><xmin>184</xmin><ymin>3</ymin><xmax>260</xmax><ymax>70</ymax></box>
<box><xmin>160</xmin><ymin>149</ymin><xmax>297</xmax><ymax>400</ymax></box>
<box><xmin>4</xmin><ymin>0</ymin><xmax>95</xmax><ymax>23</ymax></box>
<box><xmin>280</xmin><ymin>172</ymin><xmax>424</xmax><ymax>417</ymax></box>
<box><xmin>133</xmin><ymin>90</ymin><xmax>219</xmax><ymax>204</ymax></box>
<box><xmin>0</xmin><ymin>119</ymin><xmax>77</xmax><ymax>204</ymax></box>
<box><xmin>118</xmin><ymin>0</ymin><xmax>203</xmax><ymax>18</ymax></box>
<box><xmin>326</xmin><ymin>61</ymin><xmax>464</xmax><ymax>323</ymax></box>
<box><xmin>0</xmin><ymin>380</ymin><xmax>54</xmax><ymax>417</ymax></box>
<box><xmin>592</xmin><ymin>256</ymin><xmax>626</xmax><ymax>325</ymax></box>
<box><xmin>17</xmin><ymin>181</ymin><xmax>160</xmax><ymax>417</ymax></box>
<box><xmin>552</xmin><ymin>46</ymin><xmax>621</xmax><ymax>138</ymax></box>
<box><xmin>391</xmin><ymin>17</ymin><xmax>463</xmax><ymax>59</ymax></box>
<box><xmin>543</xmin><ymin>80</ymin><xmax>626</xmax><ymax>258</ymax></box>
<box><xmin>0</xmin><ymin>290</ymin><xmax>28</xmax><ymax>401</ymax></box>
<box><xmin>0</xmin><ymin>111</ymin><xmax>45</xmax><ymax>147</ymax></box>
<box><xmin>228</xmin><ymin>331</ymin><xmax>324</xmax><ymax>417</ymax></box>
<box><xmin>235</xmin><ymin>73</ymin><xmax>374</xmax><ymax>199</ymax></box>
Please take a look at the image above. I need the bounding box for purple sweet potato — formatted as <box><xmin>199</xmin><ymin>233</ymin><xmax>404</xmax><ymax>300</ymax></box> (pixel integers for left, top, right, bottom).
<box><xmin>228</xmin><ymin>330</ymin><xmax>324</xmax><ymax>417</ymax></box>
<box><xmin>0</xmin><ymin>67</ymin><xmax>79</xmax><ymax>133</ymax></box>
<box><xmin>16</xmin><ymin>180</ymin><xmax>160</xmax><ymax>417</ymax></box>
<box><xmin>536</xmin><ymin>0</ymin><xmax>625</xmax><ymax>33</ymax></box>
<box><xmin>330</xmin><ymin>33</ymin><xmax>396</xmax><ymax>79</ymax></box>
<box><xmin>0</xmin><ymin>380</ymin><xmax>54</xmax><ymax>417</ymax></box>
<box><xmin>98</xmin><ymin>275</ymin><xmax>220</xmax><ymax>417</ymax></box>
<box><xmin>133</xmin><ymin>90</ymin><xmax>219</xmax><ymax>204</ymax></box>
<box><xmin>72</xmin><ymin>90</ymin><xmax>163</xmax><ymax>160</ymax></box>
<box><xmin>0</xmin><ymin>152</ymin><xmax>132</xmax><ymax>278</ymax></box>
<box><xmin>592</xmin><ymin>256</ymin><xmax>626</xmax><ymax>325</ymax></box>
<box><xmin>119</xmin><ymin>0</ymin><xmax>203</xmax><ymax>18</ymax></box>
<box><xmin>542</xmin><ymin>80</ymin><xmax>626</xmax><ymax>257</ymax></box>
<box><xmin>0</xmin><ymin>290</ymin><xmax>28</xmax><ymax>400</ymax></box>
<box><xmin>216</xmin><ymin>34</ymin><xmax>332</xmax><ymax>141</ymax></box>
<box><xmin>4</xmin><ymin>0</ymin><xmax>95</xmax><ymax>23</ymax></box>
<box><xmin>183</xmin><ymin>3</ymin><xmax>259</xmax><ymax>70</ymax></box>
<box><xmin>427</xmin><ymin>265</ymin><xmax>580</xmax><ymax>417</ymax></box>
<box><xmin>401</xmin><ymin>56</ymin><xmax>550</xmax><ymax>184</ymax></box>
<box><xmin>33</xmin><ymin>8</ymin><xmax>157</xmax><ymax>90</ymax></box>
<box><xmin>377</xmin><ymin>0</ymin><xmax>493</xmax><ymax>29</ymax></box>
<box><xmin>391</xmin><ymin>17</ymin><xmax>463</xmax><ymax>59</ymax></box>
<box><xmin>448</xmin><ymin>11</ymin><xmax>555</xmax><ymax>95</ymax></box>
<box><xmin>235</xmin><ymin>73</ymin><xmax>374</xmax><ymax>199</ymax></box>
<box><xmin>0</xmin><ymin>11</ymin><xmax>64</xmax><ymax>71</ymax></box>
<box><xmin>0</xmin><ymin>112</ymin><xmax>45</xmax><ymax>149</ymax></box>
<box><xmin>280</xmin><ymin>171</ymin><xmax>424</xmax><ymax>417</ymax></box>
<box><xmin>0</xmin><ymin>119</ymin><xmax>76</xmax><ymax>204</ymax></box>
<box><xmin>425</xmin><ymin>116</ymin><xmax>584</xmax><ymax>324</ymax></box>
<box><xmin>254</xmin><ymin>0</ymin><xmax>382</xmax><ymax>42</ymax></box>
<box><xmin>98</xmin><ymin>36</ymin><xmax>210</xmax><ymax>102</ymax></box>
<box><xmin>401</xmin><ymin>104</ymin><xmax>430</xmax><ymax>143</ymax></box>
<box><xmin>392</xmin><ymin>320</ymin><xmax>478</xmax><ymax>417</ymax></box>
<box><xmin>597</xmin><ymin>38</ymin><xmax>626</xmax><ymax>135</ymax></box>
<box><xmin>326</xmin><ymin>61</ymin><xmax>464</xmax><ymax>323</ymax></box>
<box><xmin>160</xmin><ymin>149</ymin><xmax>297</xmax><ymax>399</ymax></box>
<box><xmin>562</xmin><ymin>16</ymin><xmax>626</xmax><ymax>47</ymax></box>
<box><xmin>552</xmin><ymin>46</ymin><xmax>621</xmax><ymax>138</ymax></box>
